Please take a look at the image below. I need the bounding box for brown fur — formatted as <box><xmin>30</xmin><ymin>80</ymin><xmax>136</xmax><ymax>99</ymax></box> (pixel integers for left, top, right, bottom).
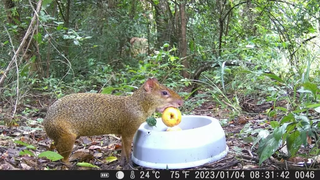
<box><xmin>43</xmin><ymin>78</ymin><xmax>183</xmax><ymax>165</ymax></box>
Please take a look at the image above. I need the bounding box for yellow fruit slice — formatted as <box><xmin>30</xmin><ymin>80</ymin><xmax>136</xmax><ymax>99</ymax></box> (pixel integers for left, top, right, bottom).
<box><xmin>161</xmin><ymin>107</ymin><xmax>182</xmax><ymax>127</ymax></box>
<box><xmin>166</xmin><ymin>126</ymin><xmax>182</xmax><ymax>131</ymax></box>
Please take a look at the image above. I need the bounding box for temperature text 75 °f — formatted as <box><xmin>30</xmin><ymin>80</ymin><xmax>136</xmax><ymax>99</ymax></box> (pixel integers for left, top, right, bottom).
<box><xmin>171</xmin><ymin>171</ymin><xmax>191</xmax><ymax>179</ymax></box>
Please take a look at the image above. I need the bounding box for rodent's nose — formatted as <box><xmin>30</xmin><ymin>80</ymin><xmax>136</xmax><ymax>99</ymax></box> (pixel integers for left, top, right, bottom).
<box><xmin>177</xmin><ymin>99</ymin><xmax>183</xmax><ymax>107</ymax></box>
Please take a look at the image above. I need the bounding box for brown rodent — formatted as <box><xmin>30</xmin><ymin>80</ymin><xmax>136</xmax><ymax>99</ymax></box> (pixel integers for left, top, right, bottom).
<box><xmin>43</xmin><ymin>78</ymin><xmax>183</xmax><ymax>165</ymax></box>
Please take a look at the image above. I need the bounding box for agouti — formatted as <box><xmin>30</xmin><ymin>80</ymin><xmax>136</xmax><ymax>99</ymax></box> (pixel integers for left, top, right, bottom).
<box><xmin>43</xmin><ymin>78</ymin><xmax>183</xmax><ymax>166</ymax></box>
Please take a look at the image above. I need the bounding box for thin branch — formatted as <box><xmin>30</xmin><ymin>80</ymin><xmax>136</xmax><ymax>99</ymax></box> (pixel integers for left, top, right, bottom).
<box><xmin>0</xmin><ymin>0</ymin><xmax>42</xmax><ymax>86</ymax></box>
<box><xmin>289</xmin><ymin>36</ymin><xmax>317</xmax><ymax>58</ymax></box>
<box><xmin>3</xmin><ymin>25</ymin><xmax>19</xmax><ymax>118</ymax></box>
<box><xmin>55</xmin><ymin>0</ymin><xmax>66</xmax><ymax>22</ymax></box>
<box><xmin>222</xmin><ymin>1</ymin><xmax>248</xmax><ymax>22</ymax></box>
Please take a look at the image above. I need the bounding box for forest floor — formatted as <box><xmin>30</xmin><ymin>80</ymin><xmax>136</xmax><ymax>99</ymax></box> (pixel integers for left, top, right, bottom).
<box><xmin>0</xmin><ymin>93</ymin><xmax>319</xmax><ymax>170</ymax></box>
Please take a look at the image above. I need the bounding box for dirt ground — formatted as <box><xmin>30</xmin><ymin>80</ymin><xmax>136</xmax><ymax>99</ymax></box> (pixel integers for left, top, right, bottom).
<box><xmin>0</xmin><ymin>94</ymin><xmax>319</xmax><ymax>170</ymax></box>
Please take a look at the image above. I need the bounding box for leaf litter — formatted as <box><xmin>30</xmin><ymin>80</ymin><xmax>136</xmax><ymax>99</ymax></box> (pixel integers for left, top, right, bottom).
<box><xmin>0</xmin><ymin>95</ymin><xmax>319</xmax><ymax>170</ymax></box>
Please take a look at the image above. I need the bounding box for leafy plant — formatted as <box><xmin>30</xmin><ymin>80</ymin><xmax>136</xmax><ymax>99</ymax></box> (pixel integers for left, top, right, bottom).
<box><xmin>14</xmin><ymin>140</ymin><xmax>64</xmax><ymax>161</ymax></box>
<box><xmin>14</xmin><ymin>140</ymin><xmax>36</xmax><ymax>157</ymax></box>
<box><xmin>257</xmin><ymin>112</ymin><xmax>320</xmax><ymax>165</ymax></box>
<box><xmin>125</xmin><ymin>44</ymin><xmax>183</xmax><ymax>81</ymax></box>
<box><xmin>204</xmin><ymin>75</ymin><xmax>241</xmax><ymax>115</ymax></box>
<box><xmin>257</xmin><ymin>81</ymin><xmax>320</xmax><ymax>165</ymax></box>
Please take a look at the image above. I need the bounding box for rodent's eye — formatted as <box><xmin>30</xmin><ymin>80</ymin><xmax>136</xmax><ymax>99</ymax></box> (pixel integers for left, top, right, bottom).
<box><xmin>161</xmin><ymin>91</ymin><xmax>169</xmax><ymax>96</ymax></box>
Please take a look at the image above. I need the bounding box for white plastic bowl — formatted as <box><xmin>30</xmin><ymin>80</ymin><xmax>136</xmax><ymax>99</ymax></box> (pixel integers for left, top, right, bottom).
<box><xmin>132</xmin><ymin>115</ymin><xmax>228</xmax><ymax>169</ymax></box>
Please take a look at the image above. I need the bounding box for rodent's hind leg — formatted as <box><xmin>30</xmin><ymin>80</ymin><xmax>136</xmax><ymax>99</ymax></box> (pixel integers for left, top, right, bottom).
<box><xmin>120</xmin><ymin>135</ymin><xmax>134</xmax><ymax>167</ymax></box>
<box><xmin>55</xmin><ymin>132</ymin><xmax>77</xmax><ymax>163</ymax></box>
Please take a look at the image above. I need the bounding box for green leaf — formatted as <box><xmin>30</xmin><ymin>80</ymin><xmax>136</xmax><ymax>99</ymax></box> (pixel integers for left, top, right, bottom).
<box><xmin>305</xmin><ymin>103</ymin><xmax>320</xmax><ymax>109</ymax></box>
<box><xmin>269</xmin><ymin>121</ymin><xmax>279</xmax><ymax>128</ymax></box>
<box><xmin>19</xmin><ymin>149</ymin><xmax>35</xmax><ymax>156</ymax></box>
<box><xmin>38</xmin><ymin>151</ymin><xmax>64</xmax><ymax>161</ymax></box>
<box><xmin>302</xmin><ymin>82</ymin><xmax>319</xmax><ymax>97</ymax></box>
<box><xmin>257</xmin><ymin>123</ymin><xmax>290</xmax><ymax>165</ymax></box>
<box><xmin>273</xmin><ymin>127</ymin><xmax>282</xmax><ymax>140</ymax></box>
<box><xmin>295</xmin><ymin>115</ymin><xmax>310</xmax><ymax>125</ymax></box>
<box><xmin>257</xmin><ymin>134</ymin><xmax>282</xmax><ymax>165</ymax></box>
<box><xmin>26</xmin><ymin>145</ymin><xmax>36</xmax><ymax>149</ymax></box>
<box><xmin>34</xmin><ymin>33</ymin><xmax>42</xmax><ymax>43</ymax></box>
<box><xmin>251</xmin><ymin>129</ymin><xmax>269</xmax><ymax>150</ymax></box>
<box><xmin>299</xmin><ymin>129</ymin><xmax>308</xmax><ymax>147</ymax></box>
<box><xmin>268</xmin><ymin>110</ymin><xmax>277</xmax><ymax>117</ymax></box>
<box><xmin>275</xmin><ymin>106</ymin><xmax>288</xmax><ymax>112</ymax></box>
<box><xmin>42</xmin><ymin>0</ymin><xmax>53</xmax><ymax>8</ymax></box>
<box><xmin>56</xmin><ymin>24</ymin><xmax>64</xmax><ymax>30</ymax></box>
<box><xmin>20</xmin><ymin>64</ymin><xmax>30</xmax><ymax>77</ymax></box>
<box><xmin>105</xmin><ymin>156</ymin><xmax>117</xmax><ymax>163</ymax></box>
<box><xmin>243</xmin><ymin>136</ymin><xmax>254</xmax><ymax>143</ymax></box>
<box><xmin>77</xmin><ymin>162</ymin><xmax>100</xmax><ymax>169</ymax></box>
<box><xmin>153</xmin><ymin>0</ymin><xmax>159</xmax><ymax>5</ymax></box>
<box><xmin>262</xmin><ymin>73</ymin><xmax>284</xmax><ymax>83</ymax></box>
<box><xmin>14</xmin><ymin>140</ymin><xmax>36</xmax><ymax>150</ymax></box>
<box><xmin>286</xmin><ymin>130</ymin><xmax>303</xmax><ymax>156</ymax></box>
<box><xmin>280</xmin><ymin>113</ymin><xmax>295</xmax><ymax>124</ymax></box>
<box><xmin>101</xmin><ymin>87</ymin><xmax>117</xmax><ymax>94</ymax></box>
<box><xmin>163</xmin><ymin>43</ymin><xmax>170</xmax><ymax>48</ymax></box>
<box><xmin>189</xmin><ymin>40</ymin><xmax>194</xmax><ymax>52</ymax></box>
<box><xmin>146</xmin><ymin>117</ymin><xmax>157</xmax><ymax>127</ymax></box>
<box><xmin>169</xmin><ymin>56</ymin><xmax>175</xmax><ymax>62</ymax></box>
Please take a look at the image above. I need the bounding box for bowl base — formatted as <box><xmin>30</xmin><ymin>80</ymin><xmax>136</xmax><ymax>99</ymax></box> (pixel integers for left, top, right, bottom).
<box><xmin>132</xmin><ymin>145</ymin><xmax>228</xmax><ymax>169</ymax></box>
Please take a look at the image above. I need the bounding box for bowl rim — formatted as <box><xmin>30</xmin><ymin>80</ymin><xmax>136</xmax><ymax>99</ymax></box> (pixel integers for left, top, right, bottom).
<box><xmin>141</xmin><ymin>115</ymin><xmax>218</xmax><ymax>133</ymax></box>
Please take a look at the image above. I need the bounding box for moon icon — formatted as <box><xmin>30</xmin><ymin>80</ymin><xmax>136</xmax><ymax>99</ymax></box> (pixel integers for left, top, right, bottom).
<box><xmin>116</xmin><ymin>171</ymin><xmax>125</xmax><ymax>179</ymax></box>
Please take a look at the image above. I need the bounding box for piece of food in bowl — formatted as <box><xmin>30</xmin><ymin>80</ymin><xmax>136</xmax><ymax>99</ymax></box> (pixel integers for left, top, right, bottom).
<box><xmin>162</xmin><ymin>107</ymin><xmax>182</xmax><ymax>127</ymax></box>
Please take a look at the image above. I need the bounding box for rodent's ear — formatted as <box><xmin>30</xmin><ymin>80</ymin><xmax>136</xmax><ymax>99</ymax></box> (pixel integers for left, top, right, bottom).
<box><xmin>148</xmin><ymin>77</ymin><xmax>158</xmax><ymax>82</ymax></box>
<box><xmin>144</xmin><ymin>78</ymin><xmax>158</xmax><ymax>92</ymax></box>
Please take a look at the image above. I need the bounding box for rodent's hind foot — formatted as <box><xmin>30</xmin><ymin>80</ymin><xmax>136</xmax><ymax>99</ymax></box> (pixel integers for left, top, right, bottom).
<box><xmin>47</xmin><ymin>160</ymin><xmax>75</xmax><ymax>170</ymax></box>
<box><xmin>121</xmin><ymin>162</ymin><xmax>136</xmax><ymax>170</ymax></box>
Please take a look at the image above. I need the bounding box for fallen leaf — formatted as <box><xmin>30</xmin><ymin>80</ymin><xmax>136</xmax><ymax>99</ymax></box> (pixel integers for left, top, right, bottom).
<box><xmin>69</xmin><ymin>149</ymin><xmax>93</xmax><ymax>162</ymax></box>
<box><xmin>307</xmin><ymin>135</ymin><xmax>312</xmax><ymax>145</ymax></box>
<box><xmin>88</xmin><ymin>145</ymin><xmax>102</xmax><ymax>150</ymax></box>
<box><xmin>12</xmin><ymin>132</ymin><xmax>22</xmax><ymax>137</ymax></box>
<box><xmin>114</xmin><ymin>144</ymin><xmax>122</xmax><ymax>150</ymax></box>
<box><xmin>93</xmin><ymin>153</ymin><xmax>103</xmax><ymax>158</ymax></box>
<box><xmin>20</xmin><ymin>162</ymin><xmax>32</xmax><ymax>170</ymax></box>
<box><xmin>38</xmin><ymin>151</ymin><xmax>63</xmax><ymax>161</ymax></box>
<box><xmin>107</xmin><ymin>143</ymin><xmax>122</xmax><ymax>150</ymax></box>
<box><xmin>288</xmin><ymin>156</ymin><xmax>308</xmax><ymax>163</ymax></box>
<box><xmin>315</xmin><ymin>155</ymin><xmax>320</xmax><ymax>163</ymax></box>
<box><xmin>0</xmin><ymin>163</ymin><xmax>19</xmax><ymax>170</ymax></box>
<box><xmin>105</xmin><ymin>156</ymin><xmax>117</xmax><ymax>163</ymax></box>
<box><xmin>77</xmin><ymin>162</ymin><xmax>100</xmax><ymax>169</ymax></box>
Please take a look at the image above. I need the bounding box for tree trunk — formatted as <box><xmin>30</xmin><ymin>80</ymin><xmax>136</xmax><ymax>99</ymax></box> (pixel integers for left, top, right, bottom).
<box><xmin>130</xmin><ymin>0</ymin><xmax>137</xmax><ymax>19</ymax></box>
<box><xmin>65</xmin><ymin>0</ymin><xmax>71</xmax><ymax>58</ymax></box>
<box><xmin>56</xmin><ymin>0</ymin><xmax>71</xmax><ymax>75</ymax></box>
<box><xmin>153</xmin><ymin>0</ymin><xmax>172</xmax><ymax>48</ymax></box>
<box><xmin>179</xmin><ymin>2</ymin><xmax>189</xmax><ymax>78</ymax></box>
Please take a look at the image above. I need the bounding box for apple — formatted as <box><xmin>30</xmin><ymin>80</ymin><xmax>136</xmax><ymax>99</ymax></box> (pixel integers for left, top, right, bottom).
<box><xmin>161</xmin><ymin>107</ymin><xmax>182</xmax><ymax>127</ymax></box>
<box><xmin>166</xmin><ymin>126</ymin><xmax>182</xmax><ymax>131</ymax></box>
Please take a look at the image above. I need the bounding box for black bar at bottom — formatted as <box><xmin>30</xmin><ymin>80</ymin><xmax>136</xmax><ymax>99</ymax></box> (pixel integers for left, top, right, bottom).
<box><xmin>0</xmin><ymin>170</ymin><xmax>318</xmax><ymax>180</ymax></box>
